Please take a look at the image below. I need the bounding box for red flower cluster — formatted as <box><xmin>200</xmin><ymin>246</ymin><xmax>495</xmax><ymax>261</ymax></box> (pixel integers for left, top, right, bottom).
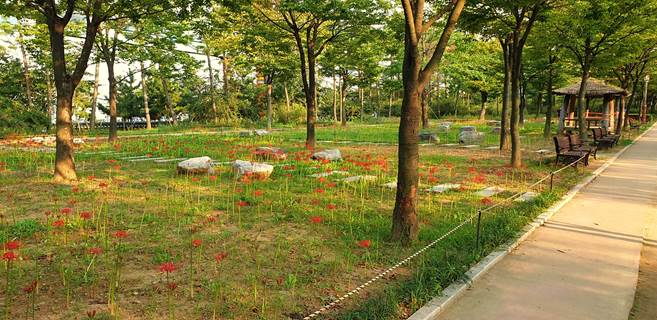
<box><xmin>192</xmin><ymin>239</ymin><xmax>202</xmax><ymax>248</ymax></box>
<box><xmin>2</xmin><ymin>251</ymin><xmax>17</xmax><ymax>261</ymax></box>
<box><xmin>113</xmin><ymin>230</ymin><xmax>129</xmax><ymax>239</ymax></box>
<box><xmin>80</xmin><ymin>211</ymin><xmax>92</xmax><ymax>220</ymax></box>
<box><xmin>357</xmin><ymin>240</ymin><xmax>372</xmax><ymax>248</ymax></box>
<box><xmin>327</xmin><ymin>204</ymin><xmax>337</xmax><ymax>210</ymax></box>
<box><xmin>89</xmin><ymin>247</ymin><xmax>103</xmax><ymax>255</ymax></box>
<box><xmin>215</xmin><ymin>252</ymin><xmax>228</xmax><ymax>263</ymax></box>
<box><xmin>5</xmin><ymin>240</ymin><xmax>20</xmax><ymax>250</ymax></box>
<box><xmin>159</xmin><ymin>262</ymin><xmax>176</xmax><ymax>273</ymax></box>
<box><xmin>236</xmin><ymin>200</ymin><xmax>249</xmax><ymax>207</ymax></box>
<box><xmin>52</xmin><ymin>219</ymin><xmax>65</xmax><ymax>228</ymax></box>
<box><xmin>310</xmin><ymin>216</ymin><xmax>322</xmax><ymax>224</ymax></box>
<box><xmin>481</xmin><ymin>197</ymin><xmax>494</xmax><ymax>206</ymax></box>
<box><xmin>61</xmin><ymin>207</ymin><xmax>72</xmax><ymax>215</ymax></box>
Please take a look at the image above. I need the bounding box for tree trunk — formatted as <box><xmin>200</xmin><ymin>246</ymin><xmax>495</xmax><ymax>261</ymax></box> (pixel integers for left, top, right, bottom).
<box><xmin>140</xmin><ymin>61</ymin><xmax>152</xmax><ymax>129</ymax></box>
<box><xmin>161</xmin><ymin>76</ymin><xmax>176</xmax><ymax>125</ymax></box>
<box><xmin>46</xmin><ymin>71</ymin><xmax>53</xmax><ymax>131</ymax></box>
<box><xmin>478</xmin><ymin>91</ymin><xmax>488</xmax><ymax>121</ymax></box>
<box><xmin>332</xmin><ymin>75</ymin><xmax>338</xmax><ymax>123</ymax></box>
<box><xmin>500</xmin><ymin>36</ymin><xmax>511</xmax><ymax>150</ymax></box>
<box><xmin>222</xmin><ymin>54</ymin><xmax>230</xmax><ymax>96</ymax></box>
<box><xmin>388</xmin><ymin>92</ymin><xmax>393</xmax><ymax>117</ymax></box>
<box><xmin>340</xmin><ymin>74</ymin><xmax>347</xmax><ymax>127</ymax></box>
<box><xmin>360</xmin><ymin>87</ymin><xmax>365</xmax><ymax>121</ymax></box>
<box><xmin>543</xmin><ymin>60</ymin><xmax>554</xmax><ymax>138</ymax></box>
<box><xmin>284</xmin><ymin>82</ymin><xmax>291</xmax><ymax>111</ymax></box>
<box><xmin>421</xmin><ymin>87</ymin><xmax>429</xmax><ymax>128</ymax></box>
<box><xmin>576</xmin><ymin>63</ymin><xmax>591</xmax><ymax>138</ymax></box>
<box><xmin>18</xmin><ymin>26</ymin><xmax>33</xmax><ymax>110</ymax></box>
<box><xmin>206</xmin><ymin>48</ymin><xmax>218</xmax><ymax>123</ymax></box>
<box><xmin>393</xmin><ymin>0</ymin><xmax>465</xmax><ymax>244</ymax></box>
<box><xmin>616</xmin><ymin>96</ymin><xmax>626</xmax><ymax>134</ymax></box>
<box><xmin>266</xmin><ymin>79</ymin><xmax>273</xmax><ymax>131</ymax></box>
<box><xmin>107</xmin><ymin>60</ymin><xmax>118</xmax><ymax>142</ymax></box>
<box><xmin>91</xmin><ymin>60</ymin><xmax>100</xmax><ymax>129</ymax></box>
<box><xmin>510</xmin><ymin>36</ymin><xmax>522</xmax><ymax>168</ymax></box>
<box><xmin>535</xmin><ymin>90</ymin><xmax>543</xmax><ymax>119</ymax></box>
<box><xmin>54</xmin><ymin>82</ymin><xmax>78</xmax><ymax>182</ymax></box>
<box><xmin>519</xmin><ymin>76</ymin><xmax>526</xmax><ymax>126</ymax></box>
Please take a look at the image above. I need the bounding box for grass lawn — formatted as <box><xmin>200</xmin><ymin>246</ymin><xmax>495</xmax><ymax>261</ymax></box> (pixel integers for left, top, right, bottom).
<box><xmin>0</xmin><ymin>119</ymin><xmax>648</xmax><ymax>319</ymax></box>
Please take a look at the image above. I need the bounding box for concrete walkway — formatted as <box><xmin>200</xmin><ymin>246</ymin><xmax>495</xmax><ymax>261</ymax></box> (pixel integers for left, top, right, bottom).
<box><xmin>437</xmin><ymin>126</ymin><xmax>657</xmax><ymax>320</ymax></box>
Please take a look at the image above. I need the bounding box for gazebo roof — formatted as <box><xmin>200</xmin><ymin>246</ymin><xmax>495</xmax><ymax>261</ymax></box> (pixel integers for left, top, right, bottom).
<box><xmin>553</xmin><ymin>78</ymin><xmax>629</xmax><ymax>97</ymax></box>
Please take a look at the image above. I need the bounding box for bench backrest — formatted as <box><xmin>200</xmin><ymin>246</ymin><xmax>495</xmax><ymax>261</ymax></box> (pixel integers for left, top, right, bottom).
<box><xmin>568</xmin><ymin>134</ymin><xmax>583</xmax><ymax>147</ymax></box>
<box><xmin>553</xmin><ymin>136</ymin><xmax>571</xmax><ymax>153</ymax></box>
<box><xmin>592</xmin><ymin>128</ymin><xmax>603</xmax><ymax>139</ymax></box>
<box><xmin>601</xmin><ymin>127</ymin><xmax>609</xmax><ymax>136</ymax></box>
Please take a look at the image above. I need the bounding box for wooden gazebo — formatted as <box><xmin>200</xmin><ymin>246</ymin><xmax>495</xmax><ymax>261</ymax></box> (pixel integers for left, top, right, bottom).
<box><xmin>553</xmin><ymin>79</ymin><xmax>629</xmax><ymax>132</ymax></box>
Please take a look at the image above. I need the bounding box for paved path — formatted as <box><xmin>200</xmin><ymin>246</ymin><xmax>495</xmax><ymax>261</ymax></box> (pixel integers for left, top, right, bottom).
<box><xmin>437</xmin><ymin>126</ymin><xmax>657</xmax><ymax>320</ymax></box>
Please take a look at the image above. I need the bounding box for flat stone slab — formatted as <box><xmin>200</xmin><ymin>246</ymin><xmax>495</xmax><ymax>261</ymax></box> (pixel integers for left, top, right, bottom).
<box><xmin>427</xmin><ymin>183</ymin><xmax>461</xmax><ymax>193</ymax></box>
<box><xmin>121</xmin><ymin>155</ymin><xmax>150</xmax><ymax>160</ymax></box>
<box><xmin>534</xmin><ymin>149</ymin><xmax>553</xmax><ymax>154</ymax></box>
<box><xmin>462</xmin><ymin>145</ymin><xmax>480</xmax><ymax>149</ymax></box>
<box><xmin>340</xmin><ymin>175</ymin><xmax>377</xmax><ymax>183</ymax></box>
<box><xmin>129</xmin><ymin>157</ymin><xmax>166</xmax><ymax>162</ymax></box>
<box><xmin>154</xmin><ymin>158</ymin><xmax>187</xmax><ymax>163</ymax></box>
<box><xmin>232</xmin><ymin>160</ymin><xmax>274</xmax><ymax>180</ymax></box>
<box><xmin>515</xmin><ymin>191</ymin><xmax>539</xmax><ymax>202</ymax></box>
<box><xmin>475</xmin><ymin>186</ymin><xmax>505</xmax><ymax>197</ymax></box>
<box><xmin>311</xmin><ymin>149</ymin><xmax>342</xmax><ymax>162</ymax></box>
<box><xmin>485</xmin><ymin>146</ymin><xmax>499</xmax><ymax>150</ymax></box>
<box><xmin>177</xmin><ymin>156</ymin><xmax>215</xmax><ymax>175</ymax></box>
<box><xmin>309</xmin><ymin>171</ymin><xmax>349</xmax><ymax>178</ymax></box>
<box><xmin>441</xmin><ymin>143</ymin><xmax>460</xmax><ymax>147</ymax></box>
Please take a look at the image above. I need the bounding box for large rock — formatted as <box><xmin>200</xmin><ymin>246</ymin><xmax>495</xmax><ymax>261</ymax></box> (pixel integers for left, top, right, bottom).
<box><xmin>311</xmin><ymin>149</ymin><xmax>342</xmax><ymax>162</ymax></box>
<box><xmin>254</xmin><ymin>147</ymin><xmax>287</xmax><ymax>161</ymax></box>
<box><xmin>254</xmin><ymin>129</ymin><xmax>270</xmax><ymax>136</ymax></box>
<box><xmin>437</xmin><ymin>124</ymin><xmax>451</xmax><ymax>132</ymax></box>
<box><xmin>419</xmin><ymin>133</ymin><xmax>440</xmax><ymax>143</ymax></box>
<box><xmin>239</xmin><ymin>131</ymin><xmax>254</xmax><ymax>137</ymax></box>
<box><xmin>340</xmin><ymin>175</ymin><xmax>377</xmax><ymax>183</ymax></box>
<box><xmin>459</xmin><ymin>131</ymin><xmax>485</xmax><ymax>144</ymax></box>
<box><xmin>177</xmin><ymin>156</ymin><xmax>215</xmax><ymax>175</ymax></box>
<box><xmin>232</xmin><ymin>160</ymin><xmax>274</xmax><ymax>180</ymax></box>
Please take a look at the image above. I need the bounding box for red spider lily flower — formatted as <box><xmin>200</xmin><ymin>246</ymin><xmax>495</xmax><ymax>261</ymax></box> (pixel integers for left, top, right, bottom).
<box><xmin>208</xmin><ymin>175</ymin><xmax>217</xmax><ymax>182</ymax></box>
<box><xmin>327</xmin><ymin>204</ymin><xmax>337</xmax><ymax>210</ymax></box>
<box><xmin>5</xmin><ymin>240</ymin><xmax>21</xmax><ymax>250</ymax></box>
<box><xmin>310</xmin><ymin>199</ymin><xmax>320</xmax><ymax>205</ymax></box>
<box><xmin>429</xmin><ymin>166</ymin><xmax>439</xmax><ymax>174</ymax></box>
<box><xmin>146</xmin><ymin>153</ymin><xmax>153</xmax><ymax>157</ymax></box>
<box><xmin>67</xmin><ymin>198</ymin><xmax>76</xmax><ymax>206</ymax></box>
<box><xmin>113</xmin><ymin>165</ymin><xmax>121</xmax><ymax>171</ymax></box>
<box><xmin>23</xmin><ymin>280</ymin><xmax>37</xmax><ymax>294</ymax></box>
<box><xmin>237</xmin><ymin>200</ymin><xmax>249</xmax><ymax>207</ymax></box>
<box><xmin>320</xmin><ymin>159</ymin><xmax>330</xmax><ymax>164</ymax></box>
<box><xmin>191</xmin><ymin>177</ymin><xmax>200</xmax><ymax>182</ymax></box>
<box><xmin>113</xmin><ymin>230</ymin><xmax>128</xmax><ymax>239</ymax></box>
<box><xmin>159</xmin><ymin>262</ymin><xmax>176</xmax><ymax>273</ymax></box>
<box><xmin>428</xmin><ymin>176</ymin><xmax>439</xmax><ymax>184</ymax></box>
<box><xmin>106</xmin><ymin>159</ymin><xmax>117</xmax><ymax>164</ymax></box>
<box><xmin>192</xmin><ymin>239</ymin><xmax>202</xmax><ymax>248</ymax></box>
<box><xmin>495</xmin><ymin>170</ymin><xmax>505</xmax><ymax>177</ymax></box>
<box><xmin>446</xmin><ymin>163</ymin><xmax>454</xmax><ymax>170</ymax></box>
<box><xmin>468</xmin><ymin>167</ymin><xmax>477</xmax><ymax>174</ymax></box>
<box><xmin>357</xmin><ymin>240</ymin><xmax>372</xmax><ymax>248</ymax></box>
<box><xmin>459</xmin><ymin>185</ymin><xmax>467</xmax><ymax>192</ymax></box>
<box><xmin>71</xmin><ymin>186</ymin><xmax>79</xmax><ymax>193</ymax></box>
<box><xmin>87</xmin><ymin>175</ymin><xmax>96</xmax><ymax>181</ymax></box>
<box><xmin>318</xmin><ymin>177</ymin><xmax>326</xmax><ymax>183</ymax></box>
<box><xmin>2</xmin><ymin>251</ymin><xmax>17</xmax><ymax>261</ymax></box>
<box><xmin>167</xmin><ymin>282</ymin><xmax>178</xmax><ymax>291</ymax></box>
<box><xmin>80</xmin><ymin>211</ymin><xmax>92</xmax><ymax>220</ymax></box>
<box><xmin>326</xmin><ymin>182</ymin><xmax>337</xmax><ymax>188</ymax></box>
<box><xmin>98</xmin><ymin>182</ymin><xmax>108</xmax><ymax>188</ymax></box>
<box><xmin>473</xmin><ymin>174</ymin><xmax>486</xmax><ymax>184</ymax></box>
<box><xmin>89</xmin><ymin>247</ymin><xmax>103</xmax><ymax>255</ymax></box>
<box><xmin>254</xmin><ymin>190</ymin><xmax>264</xmax><ymax>197</ymax></box>
<box><xmin>481</xmin><ymin>197</ymin><xmax>494</xmax><ymax>206</ymax></box>
<box><xmin>215</xmin><ymin>252</ymin><xmax>228</xmax><ymax>263</ymax></box>
<box><xmin>314</xmin><ymin>188</ymin><xmax>325</xmax><ymax>194</ymax></box>
<box><xmin>61</xmin><ymin>207</ymin><xmax>72</xmax><ymax>215</ymax></box>
<box><xmin>310</xmin><ymin>216</ymin><xmax>322</xmax><ymax>224</ymax></box>
<box><xmin>44</xmin><ymin>210</ymin><xmax>52</xmax><ymax>217</ymax></box>
<box><xmin>52</xmin><ymin>219</ymin><xmax>65</xmax><ymax>228</ymax></box>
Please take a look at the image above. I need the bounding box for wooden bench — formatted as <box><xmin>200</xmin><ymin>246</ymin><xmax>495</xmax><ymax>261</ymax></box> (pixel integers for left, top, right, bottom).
<box><xmin>568</xmin><ymin>134</ymin><xmax>597</xmax><ymax>159</ymax></box>
<box><xmin>553</xmin><ymin>136</ymin><xmax>589</xmax><ymax>167</ymax></box>
<box><xmin>591</xmin><ymin>128</ymin><xmax>615</xmax><ymax>149</ymax></box>
<box><xmin>600</xmin><ymin>127</ymin><xmax>620</xmax><ymax>145</ymax></box>
<box><xmin>629</xmin><ymin>118</ymin><xmax>641</xmax><ymax>130</ymax></box>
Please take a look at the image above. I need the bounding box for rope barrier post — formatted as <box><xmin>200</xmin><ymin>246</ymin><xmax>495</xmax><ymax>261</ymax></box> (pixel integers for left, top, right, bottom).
<box><xmin>549</xmin><ymin>172</ymin><xmax>554</xmax><ymax>192</ymax></box>
<box><xmin>475</xmin><ymin>209</ymin><xmax>483</xmax><ymax>251</ymax></box>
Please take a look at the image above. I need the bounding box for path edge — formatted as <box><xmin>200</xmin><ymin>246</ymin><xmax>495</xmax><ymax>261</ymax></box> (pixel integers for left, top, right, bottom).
<box><xmin>408</xmin><ymin>123</ymin><xmax>657</xmax><ymax>320</ymax></box>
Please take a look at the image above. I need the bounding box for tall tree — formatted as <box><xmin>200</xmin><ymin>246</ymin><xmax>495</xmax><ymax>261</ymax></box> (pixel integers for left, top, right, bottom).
<box><xmin>393</xmin><ymin>0</ymin><xmax>466</xmax><ymax>243</ymax></box>
<box><xmin>255</xmin><ymin>0</ymin><xmax>380</xmax><ymax>149</ymax></box>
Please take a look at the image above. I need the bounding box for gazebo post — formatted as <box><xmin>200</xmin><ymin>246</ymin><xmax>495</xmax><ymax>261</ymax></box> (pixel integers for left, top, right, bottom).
<box><xmin>558</xmin><ymin>95</ymin><xmax>569</xmax><ymax>133</ymax></box>
<box><xmin>608</xmin><ymin>97</ymin><xmax>615</xmax><ymax>131</ymax></box>
<box><xmin>602</xmin><ymin>94</ymin><xmax>610</xmax><ymax>129</ymax></box>
<box><xmin>568</xmin><ymin>95</ymin><xmax>576</xmax><ymax>128</ymax></box>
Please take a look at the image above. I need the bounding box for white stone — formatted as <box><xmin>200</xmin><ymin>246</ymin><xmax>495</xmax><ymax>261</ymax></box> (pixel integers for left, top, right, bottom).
<box><xmin>419</xmin><ymin>133</ymin><xmax>440</xmax><ymax>143</ymax></box>
<box><xmin>254</xmin><ymin>129</ymin><xmax>269</xmax><ymax>136</ymax></box>
<box><xmin>340</xmin><ymin>175</ymin><xmax>377</xmax><ymax>183</ymax></box>
<box><xmin>177</xmin><ymin>156</ymin><xmax>215</xmax><ymax>175</ymax></box>
<box><xmin>311</xmin><ymin>149</ymin><xmax>342</xmax><ymax>161</ymax></box>
<box><xmin>73</xmin><ymin>138</ymin><xmax>85</xmax><ymax>144</ymax></box>
<box><xmin>459</xmin><ymin>126</ymin><xmax>477</xmax><ymax>133</ymax></box>
<box><xmin>232</xmin><ymin>160</ymin><xmax>274</xmax><ymax>179</ymax></box>
<box><xmin>475</xmin><ymin>186</ymin><xmax>505</xmax><ymax>197</ymax></box>
<box><xmin>438</xmin><ymin>124</ymin><xmax>451</xmax><ymax>132</ymax></box>
<box><xmin>427</xmin><ymin>183</ymin><xmax>461</xmax><ymax>193</ymax></box>
<box><xmin>441</xmin><ymin>143</ymin><xmax>459</xmax><ymax>147</ymax></box>
<box><xmin>462</xmin><ymin>145</ymin><xmax>480</xmax><ymax>149</ymax></box>
<box><xmin>515</xmin><ymin>191</ymin><xmax>539</xmax><ymax>202</ymax></box>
